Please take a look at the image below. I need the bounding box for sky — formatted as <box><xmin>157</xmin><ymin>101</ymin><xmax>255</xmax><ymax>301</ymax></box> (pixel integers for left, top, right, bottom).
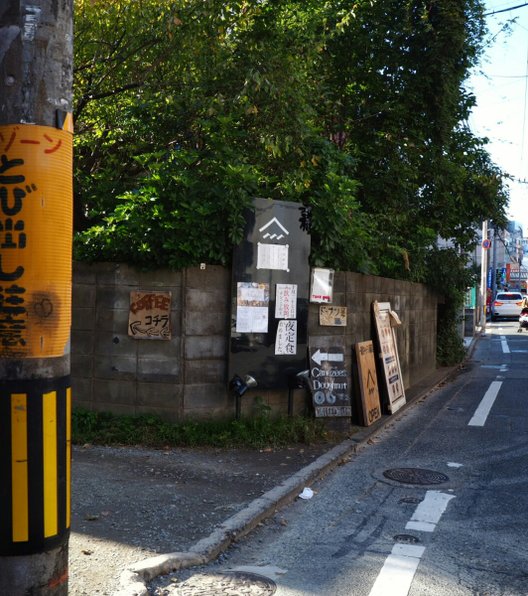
<box><xmin>467</xmin><ymin>1</ymin><xmax>528</xmax><ymax>236</ymax></box>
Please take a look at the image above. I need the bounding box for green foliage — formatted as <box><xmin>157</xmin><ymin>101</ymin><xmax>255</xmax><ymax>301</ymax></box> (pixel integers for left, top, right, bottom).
<box><xmin>424</xmin><ymin>247</ymin><xmax>476</xmax><ymax>365</ymax></box>
<box><xmin>72</xmin><ymin>407</ymin><xmax>329</xmax><ymax>449</ymax></box>
<box><xmin>73</xmin><ymin>0</ymin><xmax>509</xmax><ymax>353</ymax></box>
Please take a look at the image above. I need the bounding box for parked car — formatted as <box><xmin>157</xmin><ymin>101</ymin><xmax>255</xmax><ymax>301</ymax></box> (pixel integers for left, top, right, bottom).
<box><xmin>491</xmin><ymin>291</ymin><xmax>524</xmax><ymax>321</ymax></box>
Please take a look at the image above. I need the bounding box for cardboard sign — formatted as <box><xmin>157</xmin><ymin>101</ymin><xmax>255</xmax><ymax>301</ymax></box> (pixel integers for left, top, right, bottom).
<box><xmin>355</xmin><ymin>341</ymin><xmax>382</xmax><ymax>426</ymax></box>
<box><xmin>128</xmin><ymin>291</ymin><xmax>171</xmax><ymax>340</ymax></box>
<box><xmin>373</xmin><ymin>301</ymin><xmax>406</xmax><ymax>413</ymax></box>
<box><xmin>309</xmin><ymin>337</ymin><xmax>352</xmax><ymax>417</ymax></box>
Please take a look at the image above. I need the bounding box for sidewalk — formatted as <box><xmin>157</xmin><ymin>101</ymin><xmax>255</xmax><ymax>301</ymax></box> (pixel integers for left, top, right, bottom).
<box><xmin>70</xmin><ymin>338</ymin><xmax>476</xmax><ymax>596</ymax></box>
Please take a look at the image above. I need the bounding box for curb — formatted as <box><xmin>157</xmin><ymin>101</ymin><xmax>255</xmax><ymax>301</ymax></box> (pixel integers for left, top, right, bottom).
<box><xmin>113</xmin><ymin>339</ymin><xmax>478</xmax><ymax>595</ymax></box>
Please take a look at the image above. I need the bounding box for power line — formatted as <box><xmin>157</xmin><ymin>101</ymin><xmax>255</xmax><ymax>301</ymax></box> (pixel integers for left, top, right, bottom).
<box><xmin>485</xmin><ymin>2</ymin><xmax>528</xmax><ymax>16</ymax></box>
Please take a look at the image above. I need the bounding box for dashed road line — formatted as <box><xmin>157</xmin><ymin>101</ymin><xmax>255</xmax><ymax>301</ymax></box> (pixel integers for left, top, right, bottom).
<box><xmin>369</xmin><ymin>490</ymin><xmax>455</xmax><ymax>596</ymax></box>
<box><xmin>468</xmin><ymin>380</ymin><xmax>502</xmax><ymax>427</ymax></box>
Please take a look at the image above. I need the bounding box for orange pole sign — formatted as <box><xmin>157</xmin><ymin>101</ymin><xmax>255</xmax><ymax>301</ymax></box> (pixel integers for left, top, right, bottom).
<box><xmin>0</xmin><ymin>124</ymin><xmax>72</xmax><ymax>359</ymax></box>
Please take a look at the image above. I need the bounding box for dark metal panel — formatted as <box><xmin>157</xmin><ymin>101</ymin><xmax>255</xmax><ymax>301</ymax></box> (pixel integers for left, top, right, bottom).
<box><xmin>229</xmin><ymin>198</ymin><xmax>311</xmax><ymax>389</ymax></box>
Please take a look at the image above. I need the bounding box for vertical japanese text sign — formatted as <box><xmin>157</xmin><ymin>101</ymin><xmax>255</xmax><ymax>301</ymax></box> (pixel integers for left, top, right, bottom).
<box><xmin>372</xmin><ymin>301</ymin><xmax>406</xmax><ymax>414</ymax></box>
<box><xmin>0</xmin><ymin>124</ymin><xmax>72</xmax><ymax>358</ymax></box>
<box><xmin>0</xmin><ymin>121</ymin><xmax>73</xmax><ymax>556</ymax></box>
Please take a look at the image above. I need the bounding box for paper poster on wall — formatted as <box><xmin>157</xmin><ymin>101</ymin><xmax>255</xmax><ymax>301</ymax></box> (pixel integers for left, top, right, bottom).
<box><xmin>275</xmin><ymin>284</ymin><xmax>297</xmax><ymax>319</ymax></box>
<box><xmin>319</xmin><ymin>305</ymin><xmax>347</xmax><ymax>326</ymax></box>
<box><xmin>275</xmin><ymin>320</ymin><xmax>297</xmax><ymax>355</ymax></box>
<box><xmin>257</xmin><ymin>243</ymin><xmax>289</xmax><ymax>271</ymax></box>
<box><xmin>236</xmin><ymin>282</ymin><xmax>270</xmax><ymax>333</ymax></box>
<box><xmin>373</xmin><ymin>301</ymin><xmax>406</xmax><ymax>414</ymax></box>
<box><xmin>310</xmin><ymin>268</ymin><xmax>334</xmax><ymax>303</ymax></box>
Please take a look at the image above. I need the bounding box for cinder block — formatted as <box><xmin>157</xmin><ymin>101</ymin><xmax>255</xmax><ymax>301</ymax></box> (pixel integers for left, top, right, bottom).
<box><xmin>137</xmin><ymin>337</ymin><xmax>181</xmax><ymax>358</ymax></box>
<box><xmin>94</xmin><ymin>355</ymin><xmax>138</xmax><ymax>380</ymax></box>
<box><xmin>96</xmin><ymin>286</ymin><xmax>133</xmax><ymax>310</ymax></box>
<box><xmin>72</xmin><ymin>307</ymin><xmax>95</xmax><ymax>331</ymax></box>
<box><xmin>136</xmin><ymin>382</ymin><xmax>183</xmax><ymax>410</ymax></box>
<box><xmin>183</xmin><ymin>383</ymin><xmax>228</xmax><ymax>410</ymax></box>
<box><xmin>93</xmin><ymin>379</ymin><xmax>137</xmax><ymax>406</ymax></box>
<box><xmin>95</xmin><ymin>308</ymin><xmax>130</xmax><ymax>333</ymax></box>
<box><xmin>71</xmin><ymin>354</ymin><xmax>94</xmax><ymax>378</ymax></box>
<box><xmin>71</xmin><ymin>377</ymin><xmax>93</xmax><ymax>406</ymax></box>
<box><xmin>184</xmin><ymin>336</ymin><xmax>227</xmax><ymax>360</ymax></box>
<box><xmin>71</xmin><ymin>329</ymin><xmax>95</xmax><ymax>356</ymax></box>
<box><xmin>185</xmin><ymin>360</ymin><xmax>226</xmax><ymax>384</ymax></box>
<box><xmin>185</xmin><ymin>265</ymin><xmax>229</xmax><ymax>291</ymax></box>
<box><xmin>73</xmin><ymin>261</ymin><xmax>97</xmax><ymax>284</ymax></box>
<box><xmin>137</xmin><ymin>356</ymin><xmax>181</xmax><ymax>383</ymax></box>
<box><xmin>94</xmin><ymin>332</ymin><xmax>138</xmax><ymax>357</ymax></box>
<box><xmin>139</xmin><ymin>269</ymin><xmax>182</xmax><ymax>288</ymax></box>
<box><xmin>72</xmin><ymin>284</ymin><xmax>96</xmax><ymax>308</ymax></box>
<box><xmin>184</xmin><ymin>311</ymin><xmax>228</xmax><ymax>336</ymax></box>
<box><xmin>185</xmin><ymin>287</ymin><xmax>229</xmax><ymax>311</ymax></box>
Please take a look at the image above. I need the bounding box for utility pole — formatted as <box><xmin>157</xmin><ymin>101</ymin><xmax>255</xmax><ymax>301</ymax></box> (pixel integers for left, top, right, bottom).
<box><xmin>480</xmin><ymin>220</ymin><xmax>488</xmax><ymax>330</ymax></box>
<box><xmin>0</xmin><ymin>2</ymin><xmax>73</xmax><ymax>594</ymax></box>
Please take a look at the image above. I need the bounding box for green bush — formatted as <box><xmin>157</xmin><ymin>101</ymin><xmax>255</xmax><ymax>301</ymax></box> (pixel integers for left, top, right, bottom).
<box><xmin>72</xmin><ymin>407</ymin><xmax>330</xmax><ymax>449</ymax></box>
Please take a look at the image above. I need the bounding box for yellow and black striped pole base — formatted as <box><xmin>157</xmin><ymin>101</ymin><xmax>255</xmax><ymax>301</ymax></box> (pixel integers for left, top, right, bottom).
<box><xmin>0</xmin><ymin>376</ymin><xmax>71</xmax><ymax>556</ymax></box>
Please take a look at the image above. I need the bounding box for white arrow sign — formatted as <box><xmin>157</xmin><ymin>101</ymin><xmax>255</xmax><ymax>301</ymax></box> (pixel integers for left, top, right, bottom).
<box><xmin>311</xmin><ymin>349</ymin><xmax>344</xmax><ymax>366</ymax></box>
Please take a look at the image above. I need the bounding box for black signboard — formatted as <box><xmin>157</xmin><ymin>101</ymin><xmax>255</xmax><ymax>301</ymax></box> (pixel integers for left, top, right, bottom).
<box><xmin>229</xmin><ymin>198</ymin><xmax>311</xmax><ymax>389</ymax></box>
<box><xmin>309</xmin><ymin>337</ymin><xmax>352</xmax><ymax>418</ymax></box>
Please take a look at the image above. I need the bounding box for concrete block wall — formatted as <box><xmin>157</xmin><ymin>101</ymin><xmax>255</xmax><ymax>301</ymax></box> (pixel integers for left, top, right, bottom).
<box><xmin>71</xmin><ymin>263</ymin><xmax>438</xmax><ymax>421</ymax></box>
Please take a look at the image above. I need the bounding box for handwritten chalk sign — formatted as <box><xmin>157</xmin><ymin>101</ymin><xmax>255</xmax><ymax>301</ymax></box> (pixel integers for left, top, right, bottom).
<box><xmin>355</xmin><ymin>341</ymin><xmax>382</xmax><ymax>426</ymax></box>
<box><xmin>309</xmin><ymin>337</ymin><xmax>352</xmax><ymax>417</ymax></box>
<box><xmin>372</xmin><ymin>301</ymin><xmax>406</xmax><ymax>413</ymax></box>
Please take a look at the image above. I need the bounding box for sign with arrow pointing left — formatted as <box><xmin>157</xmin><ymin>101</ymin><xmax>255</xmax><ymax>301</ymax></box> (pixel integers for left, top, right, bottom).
<box><xmin>309</xmin><ymin>337</ymin><xmax>352</xmax><ymax>417</ymax></box>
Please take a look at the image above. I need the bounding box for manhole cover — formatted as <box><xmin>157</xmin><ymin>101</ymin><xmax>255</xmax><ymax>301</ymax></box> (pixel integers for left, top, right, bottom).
<box><xmin>394</xmin><ymin>534</ymin><xmax>421</xmax><ymax>544</ymax></box>
<box><xmin>177</xmin><ymin>571</ymin><xmax>277</xmax><ymax>595</ymax></box>
<box><xmin>399</xmin><ymin>496</ymin><xmax>423</xmax><ymax>504</ymax></box>
<box><xmin>383</xmin><ymin>468</ymin><xmax>449</xmax><ymax>485</ymax></box>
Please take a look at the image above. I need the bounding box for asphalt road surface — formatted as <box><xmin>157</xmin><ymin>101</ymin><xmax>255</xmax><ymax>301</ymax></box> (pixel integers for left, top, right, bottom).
<box><xmin>155</xmin><ymin>321</ymin><xmax>528</xmax><ymax>595</ymax></box>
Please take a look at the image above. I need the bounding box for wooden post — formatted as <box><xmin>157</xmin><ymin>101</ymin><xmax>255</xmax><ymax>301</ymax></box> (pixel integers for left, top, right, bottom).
<box><xmin>0</xmin><ymin>1</ymin><xmax>73</xmax><ymax>593</ymax></box>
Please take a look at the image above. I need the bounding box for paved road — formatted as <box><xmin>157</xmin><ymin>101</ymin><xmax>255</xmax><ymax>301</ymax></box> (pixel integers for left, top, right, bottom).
<box><xmin>153</xmin><ymin>322</ymin><xmax>528</xmax><ymax>595</ymax></box>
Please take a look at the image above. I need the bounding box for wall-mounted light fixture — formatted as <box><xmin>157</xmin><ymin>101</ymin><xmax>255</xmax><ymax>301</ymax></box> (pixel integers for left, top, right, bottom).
<box><xmin>229</xmin><ymin>374</ymin><xmax>257</xmax><ymax>419</ymax></box>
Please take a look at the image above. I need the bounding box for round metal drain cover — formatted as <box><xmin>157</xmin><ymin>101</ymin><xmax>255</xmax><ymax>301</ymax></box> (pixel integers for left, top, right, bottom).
<box><xmin>383</xmin><ymin>468</ymin><xmax>449</xmax><ymax>485</ymax></box>
<box><xmin>399</xmin><ymin>496</ymin><xmax>423</xmax><ymax>504</ymax></box>
<box><xmin>394</xmin><ymin>534</ymin><xmax>421</xmax><ymax>545</ymax></box>
<box><xmin>178</xmin><ymin>571</ymin><xmax>277</xmax><ymax>595</ymax></box>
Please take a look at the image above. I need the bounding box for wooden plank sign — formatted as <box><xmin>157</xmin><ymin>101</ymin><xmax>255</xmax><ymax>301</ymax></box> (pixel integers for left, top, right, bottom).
<box><xmin>355</xmin><ymin>341</ymin><xmax>382</xmax><ymax>426</ymax></box>
<box><xmin>372</xmin><ymin>301</ymin><xmax>406</xmax><ymax>414</ymax></box>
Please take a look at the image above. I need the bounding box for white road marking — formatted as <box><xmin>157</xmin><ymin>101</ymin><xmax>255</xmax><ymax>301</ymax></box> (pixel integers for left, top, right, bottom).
<box><xmin>500</xmin><ymin>336</ymin><xmax>510</xmax><ymax>353</ymax></box>
<box><xmin>447</xmin><ymin>462</ymin><xmax>463</xmax><ymax>468</ymax></box>
<box><xmin>369</xmin><ymin>491</ymin><xmax>455</xmax><ymax>596</ymax></box>
<box><xmin>468</xmin><ymin>380</ymin><xmax>502</xmax><ymax>427</ymax></box>
<box><xmin>405</xmin><ymin>490</ymin><xmax>456</xmax><ymax>532</ymax></box>
<box><xmin>368</xmin><ymin>544</ymin><xmax>426</xmax><ymax>596</ymax></box>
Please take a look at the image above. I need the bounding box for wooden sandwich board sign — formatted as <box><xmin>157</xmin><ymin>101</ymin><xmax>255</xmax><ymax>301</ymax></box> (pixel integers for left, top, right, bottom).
<box><xmin>372</xmin><ymin>301</ymin><xmax>406</xmax><ymax>414</ymax></box>
<box><xmin>355</xmin><ymin>340</ymin><xmax>382</xmax><ymax>426</ymax></box>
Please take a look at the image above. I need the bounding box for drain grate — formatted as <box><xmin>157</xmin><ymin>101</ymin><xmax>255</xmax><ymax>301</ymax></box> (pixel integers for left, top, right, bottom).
<box><xmin>394</xmin><ymin>534</ymin><xmax>421</xmax><ymax>544</ymax></box>
<box><xmin>383</xmin><ymin>468</ymin><xmax>449</xmax><ymax>485</ymax></box>
<box><xmin>177</xmin><ymin>571</ymin><xmax>277</xmax><ymax>595</ymax></box>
